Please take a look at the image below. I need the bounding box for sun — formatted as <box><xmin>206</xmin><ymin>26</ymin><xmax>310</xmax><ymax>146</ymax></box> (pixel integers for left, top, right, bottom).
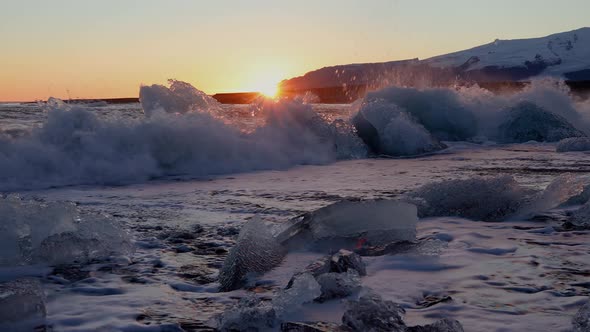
<box><xmin>258</xmin><ymin>81</ymin><xmax>280</xmax><ymax>98</ymax></box>
<box><xmin>244</xmin><ymin>67</ymin><xmax>285</xmax><ymax>98</ymax></box>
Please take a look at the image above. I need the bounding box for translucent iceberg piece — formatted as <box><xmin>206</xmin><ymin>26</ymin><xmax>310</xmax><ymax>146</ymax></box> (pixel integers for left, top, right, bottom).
<box><xmin>278</xmin><ymin>200</ymin><xmax>417</xmax><ymax>250</ymax></box>
<box><xmin>219</xmin><ymin>217</ymin><xmax>287</xmax><ymax>291</ymax></box>
<box><xmin>408</xmin><ymin>176</ymin><xmax>527</xmax><ymax>221</ymax></box>
<box><xmin>273</xmin><ymin>273</ymin><xmax>321</xmax><ymax>318</ymax></box>
<box><xmin>0</xmin><ymin>195</ymin><xmax>131</xmax><ymax>266</ymax></box>
<box><xmin>518</xmin><ymin>174</ymin><xmax>590</xmax><ymax>218</ymax></box>
<box><xmin>140</xmin><ymin>79</ymin><xmax>222</xmax><ymax>117</ymax></box>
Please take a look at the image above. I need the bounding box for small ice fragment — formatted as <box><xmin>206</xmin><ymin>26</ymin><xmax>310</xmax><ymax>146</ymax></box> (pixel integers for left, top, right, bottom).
<box><xmin>273</xmin><ymin>273</ymin><xmax>321</xmax><ymax>318</ymax></box>
<box><xmin>573</xmin><ymin>300</ymin><xmax>590</xmax><ymax>332</ymax></box>
<box><xmin>518</xmin><ymin>174</ymin><xmax>590</xmax><ymax>218</ymax></box>
<box><xmin>219</xmin><ymin>217</ymin><xmax>287</xmax><ymax>291</ymax></box>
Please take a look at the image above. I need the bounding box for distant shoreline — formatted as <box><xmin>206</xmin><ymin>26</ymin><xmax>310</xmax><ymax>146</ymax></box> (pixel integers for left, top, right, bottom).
<box><xmin>5</xmin><ymin>80</ymin><xmax>590</xmax><ymax>105</ymax></box>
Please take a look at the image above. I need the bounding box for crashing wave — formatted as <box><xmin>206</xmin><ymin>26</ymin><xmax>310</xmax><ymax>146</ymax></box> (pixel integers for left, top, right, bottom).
<box><xmin>353</xmin><ymin>99</ymin><xmax>447</xmax><ymax>156</ymax></box>
<box><xmin>364</xmin><ymin>87</ymin><xmax>478</xmax><ymax>141</ymax></box>
<box><xmin>0</xmin><ymin>195</ymin><xmax>131</xmax><ymax>266</ymax></box>
<box><xmin>353</xmin><ymin>80</ymin><xmax>590</xmax><ymax>148</ymax></box>
<box><xmin>0</xmin><ymin>82</ymin><xmax>367</xmax><ymax>190</ymax></box>
<box><xmin>498</xmin><ymin>102</ymin><xmax>586</xmax><ymax>143</ymax></box>
<box><xmin>557</xmin><ymin>137</ymin><xmax>590</xmax><ymax>152</ymax></box>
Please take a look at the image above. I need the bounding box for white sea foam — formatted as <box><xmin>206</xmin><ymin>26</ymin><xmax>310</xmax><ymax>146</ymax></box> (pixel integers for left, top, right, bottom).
<box><xmin>1</xmin><ymin>79</ymin><xmax>589</xmax><ymax>189</ymax></box>
<box><xmin>353</xmin><ymin>78</ymin><xmax>590</xmax><ymax>155</ymax></box>
<box><xmin>0</xmin><ymin>81</ymin><xmax>366</xmax><ymax>190</ymax></box>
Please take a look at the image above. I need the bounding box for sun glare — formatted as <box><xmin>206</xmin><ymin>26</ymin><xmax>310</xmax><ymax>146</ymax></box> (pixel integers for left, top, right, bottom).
<box><xmin>244</xmin><ymin>66</ymin><xmax>286</xmax><ymax>98</ymax></box>
<box><xmin>258</xmin><ymin>82</ymin><xmax>280</xmax><ymax>98</ymax></box>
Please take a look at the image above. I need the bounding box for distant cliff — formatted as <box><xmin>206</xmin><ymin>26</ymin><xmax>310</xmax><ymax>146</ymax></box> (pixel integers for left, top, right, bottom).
<box><xmin>279</xmin><ymin>28</ymin><xmax>590</xmax><ymax>102</ymax></box>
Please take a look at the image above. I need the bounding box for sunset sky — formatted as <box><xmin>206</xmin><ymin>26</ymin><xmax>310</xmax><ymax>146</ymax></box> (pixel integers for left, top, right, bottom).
<box><xmin>1</xmin><ymin>0</ymin><xmax>589</xmax><ymax>101</ymax></box>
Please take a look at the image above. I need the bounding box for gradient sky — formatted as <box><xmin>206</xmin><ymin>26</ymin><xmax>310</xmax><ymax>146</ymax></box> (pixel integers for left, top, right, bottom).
<box><xmin>1</xmin><ymin>0</ymin><xmax>589</xmax><ymax>101</ymax></box>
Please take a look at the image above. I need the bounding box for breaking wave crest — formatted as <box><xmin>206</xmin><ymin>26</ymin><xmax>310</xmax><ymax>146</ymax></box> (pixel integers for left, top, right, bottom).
<box><xmin>0</xmin><ymin>81</ymin><xmax>367</xmax><ymax>190</ymax></box>
<box><xmin>1</xmin><ymin>79</ymin><xmax>589</xmax><ymax>190</ymax></box>
<box><xmin>353</xmin><ymin>79</ymin><xmax>590</xmax><ymax>155</ymax></box>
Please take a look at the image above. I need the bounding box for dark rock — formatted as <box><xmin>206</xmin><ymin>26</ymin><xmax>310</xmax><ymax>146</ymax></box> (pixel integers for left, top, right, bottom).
<box><xmin>330</xmin><ymin>250</ymin><xmax>366</xmax><ymax>276</ymax></box>
<box><xmin>178</xmin><ymin>265</ymin><xmax>215</xmax><ymax>284</ymax></box>
<box><xmin>217</xmin><ymin>297</ymin><xmax>277</xmax><ymax>331</ymax></box>
<box><xmin>287</xmin><ymin>250</ymin><xmax>365</xmax><ymax>290</ymax></box>
<box><xmin>174</xmin><ymin>244</ymin><xmax>193</xmax><ymax>253</ymax></box>
<box><xmin>407</xmin><ymin>318</ymin><xmax>465</xmax><ymax>332</ymax></box>
<box><xmin>416</xmin><ymin>294</ymin><xmax>453</xmax><ymax>308</ymax></box>
<box><xmin>281</xmin><ymin>321</ymin><xmax>350</xmax><ymax>332</ymax></box>
<box><xmin>51</xmin><ymin>264</ymin><xmax>90</xmax><ymax>282</ymax></box>
<box><xmin>217</xmin><ymin>226</ymin><xmax>241</xmax><ymax>237</ymax></box>
<box><xmin>316</xmin><ymin>270</ymin><xmax>361</xmax><ymax>300</ymax></box>
<box><xmin>342</xmin><ymin>292</ymin><xmax>406</xmax><ymax>332</ymax></box>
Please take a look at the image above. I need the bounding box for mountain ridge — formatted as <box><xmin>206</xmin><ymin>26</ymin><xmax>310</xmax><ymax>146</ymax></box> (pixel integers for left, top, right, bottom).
<box><xmin>280</xmin><ymin>27</ymin><xmax>590</xmax><ymax>94</ymax></box>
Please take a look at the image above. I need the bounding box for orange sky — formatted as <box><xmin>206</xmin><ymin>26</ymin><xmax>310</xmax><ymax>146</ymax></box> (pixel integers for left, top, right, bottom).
<box><xmin>1</xmin><ymin>0</ymin><xmax>588</xmax><ymax>102</ymax></box>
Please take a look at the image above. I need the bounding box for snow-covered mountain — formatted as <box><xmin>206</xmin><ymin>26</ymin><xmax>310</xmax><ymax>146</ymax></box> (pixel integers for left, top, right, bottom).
<box><xmin>280</xmin><ymin>28</ymin><xmax>590</xmax><ymax>93</ymax></box>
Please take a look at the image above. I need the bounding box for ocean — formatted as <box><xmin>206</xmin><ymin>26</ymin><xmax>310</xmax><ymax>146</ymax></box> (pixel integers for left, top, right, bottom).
<box><xmin>0</xmin><ymin>80</ymin><xmax>589</xmax><ymax>331</ymax></box>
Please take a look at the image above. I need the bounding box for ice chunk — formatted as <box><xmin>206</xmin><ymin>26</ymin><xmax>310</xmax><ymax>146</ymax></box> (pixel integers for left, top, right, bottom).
<box><xmin>353</xmin><ymin>99</ymin><xmax>446</xmax><ymax>156</ymax></box>
<box><xmin>498</xmin><ymin>102</ymin><xmax>586</xmax><ymax>143</ymax></box>
<box><xmin>217</xmin><ymin>296</ymin><xmax>277</xmax><ymax>332</ymax></box>
<box><xmin>219</xmin><ymin>217</ymin><xmax>287</xmax><ymax>291</ymax></box>
<box><xmin>217</xmin><ymin>273</ymin><xmax>320</xmax><ymax>330</ymax></box>
<box><xmin>273</xmin><ymin>273</ymin><xmax>321</xmax><ymax>318</ymax></box>
<box><xmin>0</xmin><ymin>278</ymin><xmax>46</xmax><ymax>331</ymax></box>
<box><xmin>277</xmin><ymin>200</ymin><xmax>417</xmax><ymax>250</ymax></box>
<box><xmin>408</xmin><ymin>176</ymin><xmax>527</xmax><ymax>221</ymax></box>
<box><xmin>342</xmin><ymin>291</ymin><xmax>406</xmax><ymax>332</ymax></box>
<box><xmin>517</xmin><ymin>174</ymin><xmax>590</xmax><ymax>218</ymax></box>
<box><xmin>316</xmin><ymin>270</ymin><xmax>361</xmax><ymax>300</ymax></box>
<box><xmin>140</xmin><ymin>79</ymin><xmax>222</xmax><ymax>117</ymax></box>
<box><xmin>557</xmin><ymin>137</ymin><xmax>590</xmax><ymax>152</ymax></box>
<box><xmin>573</xmin><ymin>300</ymin><xmax>590</xmax><ymax>332</ymax></box>
<box><xmin>0</xmin><ymin>195</ymin><xmax>131</xmax><ymax>266</ymax></box>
